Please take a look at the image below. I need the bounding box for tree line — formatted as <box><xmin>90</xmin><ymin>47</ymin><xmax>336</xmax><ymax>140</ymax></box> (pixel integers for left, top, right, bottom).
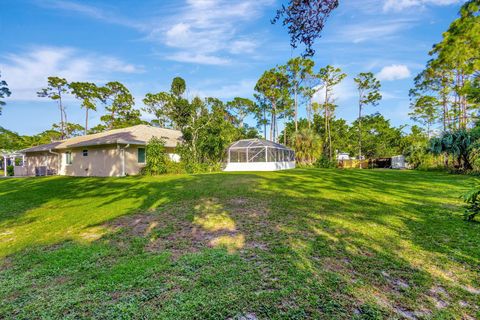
<box><xmin>2</xmin><ymin>0</ymin><xmax>477</xmax><ymax>173</ymax></box>
<box><xmin>407</xmin><ymin>0</ymin><xmax>480</xmax><ymax>171</ymax></box>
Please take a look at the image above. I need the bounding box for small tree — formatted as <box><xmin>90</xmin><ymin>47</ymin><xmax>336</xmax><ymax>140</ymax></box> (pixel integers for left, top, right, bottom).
<box><xmin>169</xmin><ymin>77</ymin><xmax>191</xmax><ymax>130</ymax></box>
<box><xmin>0</xmin><ymin>72</ymin><xmax>12</xmax><ymax>115</ymax></box>
<box><xmin>409</xmin><ymin>95</ymin><xmax>439</xmax><ymax>138</ymax></box>
<box><xmin>142</xmin><ymin>92</ymin><xmax>174</xmax><ymax>128</ymax></box>
<box><xmin>318</xmin><ymin>65</ymin><xmax>346</xmax><ymax>160</ymax></box>
<box><xmin>428</xmin><ymin>129</ymin><xmax>478</xmax><ymax>171</ymax></box>
<box><xmin>143</xmin><ymin>137</ymin><xmax>169</xmax><ymax>175</ymax></box>
<box><xmin>226</xmin><ymin>97</ymin><xmax>256</xmax><ymax>128</ymax></box>
<box><xmin>171</xmin><ymin>77</ymin><xmax>186</xmax><ymax>98</ymax></box>
<box><xmin>69</xmin><ymin>82</ymin><xmax>101</xmax><ymax>134</ymax></box>
<box><xmin>254</xmin><ymin>68</ymin><xmax>291</xmax><ymax>142</ymax></box>
<box><xmin>291</xmin><ymin>127</ymin><xmax>322</xmax><ymax>165</ymax></box>
<box><xmin>462</xmin><ymin>184</ymin><xmax>480</xmax><ymax>221</ymax></box>
<box><xmin>282</xmin><ymin>57</ymin><xmax>314</xmax><ymax>131</ymax></box>
<box><xmin>354</xmin><ymin>72</ymin><xmax>382</xmax><ymax>161</ymax></box>
<box><xmin>37</xmin><ymin>77</ymin><xmax>69</xmax><ymax>139</ymax></box>
<box><xmin>99</xmin><ymin>81</ymin><xmax>141</xmax><ymax>130</ymax></box>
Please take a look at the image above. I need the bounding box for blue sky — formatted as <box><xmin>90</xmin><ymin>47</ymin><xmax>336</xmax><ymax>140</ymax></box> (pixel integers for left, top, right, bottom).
<box><xmin>0</xmin><ymin>0</ymin><xmax>465</xmax><ymax>136</ymax></box>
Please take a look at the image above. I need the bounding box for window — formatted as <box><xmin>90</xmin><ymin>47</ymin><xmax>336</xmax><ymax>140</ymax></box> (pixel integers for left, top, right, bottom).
<box><xmin>83</xmin><ymin>149</ymin><xmax>88</xmax><ymax>157</ymax></box>
<box><xmin>137</xmin><ymin>148</ymin><xmax>146</xmax><ymax>163</ymax></box>
<box><xmin>65</xmin><ymin>151</ymin><xmax>72</xmax><ymax>165</ymax></box>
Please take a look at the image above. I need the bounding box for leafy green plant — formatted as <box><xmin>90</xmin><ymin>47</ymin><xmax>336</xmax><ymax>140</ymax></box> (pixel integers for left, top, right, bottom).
<box><xmin>428</xmin><ymin>129</ymin><xmax>480</xmax><ymax>171</ymax></box>
<box><xmin>6</xmin><ymin>165</ymin><xmax>14</xmax><ymax>176</ymax></box>
<box><xmin>462</xmin><ymin>184</ymin><xmax>480</xmax><ymax>221</ymax></box>
<box><xmin>142</xmin><ymin>137</ymin><xmax>169</xmax><ymax>175</ymax></box>
<box><xmin>291</xmin><ymin>127</ymin><xmax>322</xmax><ymax>165</ymax></box>
<box><xmin>315</xmin><ymin>155</ymin><xmax>337</xmax><ymax>168</ymax></box>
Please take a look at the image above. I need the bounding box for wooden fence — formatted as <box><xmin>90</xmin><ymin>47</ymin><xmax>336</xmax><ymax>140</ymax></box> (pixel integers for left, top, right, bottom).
<box><xmin>338</xmin><ymin>158</ymin><xmax>394</xmax><ymax>169</ymax></box>
<box><xmin>338</xmin><ymin>160</ymin><xmax>369</xmax><ymax>169</ymax></box>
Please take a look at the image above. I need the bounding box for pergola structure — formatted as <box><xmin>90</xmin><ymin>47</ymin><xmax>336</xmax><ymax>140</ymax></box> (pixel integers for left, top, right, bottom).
<box><xmin>1</xmin><ymin>151</ymin><xmax>24</xmax><ymax>177</ymax></box>
<box><xmin>224</xmin><ymin>139</ymin><xmax>295</xmax><ymax>171</ymax></box>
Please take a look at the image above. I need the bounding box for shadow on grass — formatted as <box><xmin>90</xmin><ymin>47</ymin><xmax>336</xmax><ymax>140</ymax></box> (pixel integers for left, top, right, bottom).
<box><xmin>0</xmin><ymin>169</ymin><xmax>479</xmax><ymax>318</ymax></box>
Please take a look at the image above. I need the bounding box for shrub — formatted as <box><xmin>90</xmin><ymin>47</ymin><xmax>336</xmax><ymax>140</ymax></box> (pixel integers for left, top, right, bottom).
<box><xmin>315</xmin><ymin>155</ymin><xmax>337</xmax><ymax>168</ymax></box>
<box><xmin>142</xmin><ymin>137</ymin><xmax>169</xmax><ymax>175</ymax></box>
<box><xmin>462</xmin><ymin>184</ymin><xmax>480</xmax><ymax>221</ymax></box>
<box><xmin>291</xmin><ymin>128</ymin><xmax>322</xmax><ymax>165</ymax></box>
<box><xmin>165</xmin><ymin>161</ymin><xmax>186</xmax><ymax>174</ymax></box>
<box><xmin>7</xmin><ymin>165</ymin><xmax>14</xmax><ymax>176</ymax></box>
<box><xmin>183</xmin><ymin>161</ymin><xmax>221</xmax><ymax>174</ymax></box>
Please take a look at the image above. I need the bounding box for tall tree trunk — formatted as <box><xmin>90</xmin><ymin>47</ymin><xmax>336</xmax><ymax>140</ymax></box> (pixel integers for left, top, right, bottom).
<box><xmin>294</xmin><ymin>83</ymin><xmax>298</xmax><ymax>132</ymax></box>
<box><xmin>328</xmin><ymin>109</ymin><xmax>332</xmax><ymax>161</ymax></box>
<box><xmin>58</xmin><ymin>101</ymin><xmax>64</xmax><ymax>139</ymax></box>
<box><xmin>110</xmin><ymin>108</ymin><xmax>115</xmax><ymax>129</ymax></box>
<box><xmin>307</xmin><ymin>98</ymin><xmax>312</xmax><ymax>128</ymax></box>
<box><xmin>263</xmin><ymin>108</ymin><xmax>267</xmax><ymax>139</ymax></box>
<box><xmin>324</xmin><ymin>86</ymin><xmax>330</xmax><ymax>159</ymax></box>
<box><xmin>441</xmin><ymin>73</ymin><xmax>450</xmax><ymax>133</ymax></box>
<box><xmin>442</xmin><ymin>96</ymin><xmax>448</xmax><ymax>132</ymax></box>
<box><xmin>272</xmin><ymin>103</ymin><xmax>277</xmax><ymax>142</ymax></box>
<box><xmin>63</xmin><ymin>108</ymin><xmax>68</xmax><ymax>138</ymax></box>
<box><xmin>85</xmin><ymin>108</ymin><xmax>89</xmax><ymax>135</ymax></box>
<box><xmin>358</xmin><ymin>100</ymin><xmax>363</xmax><ymax>168</ymax></box>
<box><xmin>58</xmin><ymin>91</ymin><xmax>65</xmax><ymax>139</ymax></box>
<box><xmin>269</xmin><ymin>112</ymin><xmax>273</xmax><ymax>141</ymax></box>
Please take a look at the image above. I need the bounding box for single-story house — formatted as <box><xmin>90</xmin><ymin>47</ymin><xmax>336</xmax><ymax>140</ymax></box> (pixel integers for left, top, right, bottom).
<box><xmin>19</xmin><ymin>125</ymin><xmax>182</xmax><ymax>177</ymax></box>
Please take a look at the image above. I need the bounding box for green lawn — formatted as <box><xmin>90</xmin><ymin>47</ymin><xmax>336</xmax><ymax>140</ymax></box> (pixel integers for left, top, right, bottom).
<box><xmin>0</xmin><ymin>169</ymin><xmax>479</xmax><ymax>319</ymax></box>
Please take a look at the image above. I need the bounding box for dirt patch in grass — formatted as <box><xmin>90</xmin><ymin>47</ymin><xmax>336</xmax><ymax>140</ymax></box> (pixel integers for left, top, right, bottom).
<box><xmin>0</xmin><ymin>257</ymin><xmax>13</xmax><ymax>271</ymax></box>
<box><xmin>227</xmin><ymin>312</ymin><xmax>258</xmax><ymax>320</ymax></box>
<box><xmin>428</xmin><ymin>285</ymin><xmax>450</xmax><ymax>309</ymax></box>
<box><xmin>105</xmin><ymin>197</ymin><xmax>271</xmax><ymax>258</ymax></box>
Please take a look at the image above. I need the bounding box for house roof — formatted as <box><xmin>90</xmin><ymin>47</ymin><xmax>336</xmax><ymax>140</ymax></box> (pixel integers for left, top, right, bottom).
<box><xmin>21</xmin><ymin>125</ymin><xmax>183</xmax><ymax>153</ymax></box>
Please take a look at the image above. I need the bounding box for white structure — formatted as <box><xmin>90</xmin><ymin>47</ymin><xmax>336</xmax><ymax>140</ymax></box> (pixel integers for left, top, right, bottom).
<box><xmin>1</xmin><ymin>151</ymin><xmax>25</xmax><ymax>177</ymax></box>
<box><xmin>392</xmin><ymin>155</ymin><xmax>406</xmax><ymax>169</ymax></box>
<box><xmin>224</xmin><ymin>139</ymin><xmax>295</xmax><ymax>172</ymax></box>
<box><xmin>337</xmin><ymin>152</ymin><xmax>351</xmax><ymax>160</ymax></box>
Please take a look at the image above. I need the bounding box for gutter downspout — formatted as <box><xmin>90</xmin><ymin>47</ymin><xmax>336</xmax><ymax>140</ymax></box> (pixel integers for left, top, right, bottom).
<box><xmin>119</xmin><ymin>144</ymin><xmax>130</xmax><ymax>177</ymax></box>
<box><xmin>49</xmin><ymin>149</ymin><xmax>60</xmax><ymax>175</ymax></box>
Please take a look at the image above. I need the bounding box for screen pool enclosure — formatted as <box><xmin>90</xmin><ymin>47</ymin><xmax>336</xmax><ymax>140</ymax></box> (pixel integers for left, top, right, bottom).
<box><xmin>224</xmin><ymin>139</ymin><xmax>295</xmax><ymax>171</ymax></box>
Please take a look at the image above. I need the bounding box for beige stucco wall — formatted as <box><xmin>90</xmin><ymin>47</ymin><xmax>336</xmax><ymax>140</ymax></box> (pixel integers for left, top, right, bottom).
<box><xmin>58</xmin><ymin>145</ymin><xmax>121</xmax><ymax>177</ymax></box>
<box><xmin>24</xmin><ymin>152</ymin><xmax>59</xmax><ymax>176</ymax></box>
<box><xmin>25</xmin><ymin>145</ymin><xmax>177</xmax><ymax>177</ymax></box>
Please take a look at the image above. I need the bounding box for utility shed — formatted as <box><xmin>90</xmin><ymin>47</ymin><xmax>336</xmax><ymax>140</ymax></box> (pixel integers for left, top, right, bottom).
<box><xmin>392</xmin><ymin>155</ymin><xmax>406</xmax><ymax>169</ymax></box>
<box><xmin>224</xmin><ymin>139</ymin><xmax>295</xmax><ymax>171</ymax></box>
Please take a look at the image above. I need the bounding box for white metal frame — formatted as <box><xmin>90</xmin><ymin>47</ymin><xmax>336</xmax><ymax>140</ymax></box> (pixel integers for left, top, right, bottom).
<box><xmin>225</xmin><ymin>139</ymin><xmax>295</xmax><ymax>171</ymax></box>
<box><xmin>1</xmin><ymin>152</ymin><xmax>25</xmax><ymax>177</ymax></box>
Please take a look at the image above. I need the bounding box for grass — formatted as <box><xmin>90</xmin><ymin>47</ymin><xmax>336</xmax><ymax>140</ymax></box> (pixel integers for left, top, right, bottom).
<box><xmin>0</xmin><ymin>169</ymin><xmax>479</xmax><ymax>319</ymax></box>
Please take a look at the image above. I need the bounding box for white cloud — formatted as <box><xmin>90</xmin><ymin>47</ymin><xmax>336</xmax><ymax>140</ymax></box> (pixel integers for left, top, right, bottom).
<box><xmin>377</xmin><ymin>64</ymin><xmax>411</xmax><ymax>81</ymax></box>
<box><xmin>35</xmin><ymin>0</ymin><xmax>145</xmax><ymax>30</ymax></box>
<box><xmin>337</xmin><ymin>19</ymin><xmax>416</xmax><ymax>43</ymax></box>
<box><xmin>36</xmin><ymin>0</ymin><xmax>273</xmax><ymax>65</ymax></box>
<box><xmin>155</xmin><ymin>0</ymin><xmax>273</xmax><ymax>64</ymax></box>
<box><xmin>230</xmin><ymin>40</ymin><xmax>258</xmax><ymax>54</ymax></box>
<box><xmin>383</xmin><ymin>0</ymin><xmax>462</xmax><ymax>12</ymax></box>
<box><xmin>165</xmin><ymin>53</ymin><xmax>231</xmax><ymax>65</ymax></box>
<box><xmin>189</xmin><ymin>79</ymin><xmax>257</xmax><ymax>99</ymax></box>
<box><xmin>0</xmin><ymin>47</ymin><xmax>143</xmax><ymax>101</ymax></box>
<box><xmin>312</xmin><ymin>78</ymin><xmax>357</xmax><ymax>105</ymax></box>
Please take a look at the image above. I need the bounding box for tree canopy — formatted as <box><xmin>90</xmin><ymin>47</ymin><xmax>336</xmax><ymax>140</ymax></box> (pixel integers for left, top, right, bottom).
<box><xmin>272</xmin><ymin>0</ymin><xmax>339</xmax><ymax>56</ymax></box>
